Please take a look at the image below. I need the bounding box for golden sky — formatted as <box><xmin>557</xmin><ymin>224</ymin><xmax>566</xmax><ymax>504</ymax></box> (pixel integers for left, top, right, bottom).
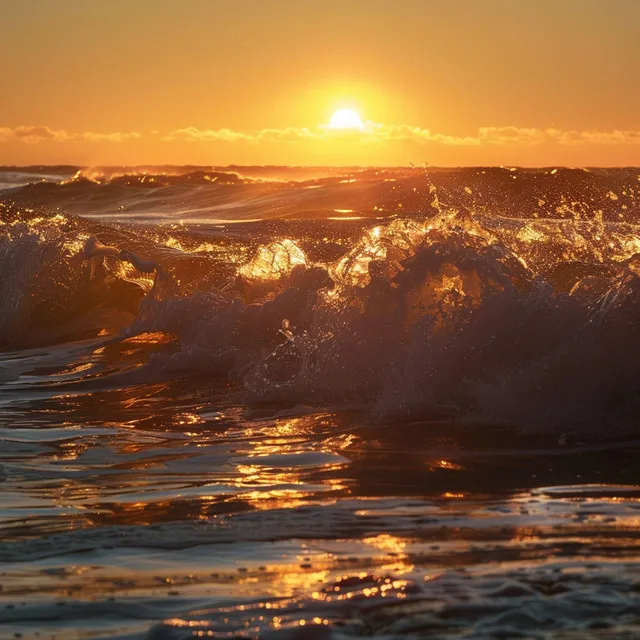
<box><xmin>1</xmin><ymin>0</ymin><xmax>639</xmax><ymax>166</ymax></box>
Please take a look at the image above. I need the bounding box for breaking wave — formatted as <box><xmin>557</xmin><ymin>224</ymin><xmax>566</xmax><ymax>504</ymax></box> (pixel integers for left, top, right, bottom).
<box><xmin>3</xmin><ymin>166</ymin><xmax>640</xmax><ymax>435</ymax></box>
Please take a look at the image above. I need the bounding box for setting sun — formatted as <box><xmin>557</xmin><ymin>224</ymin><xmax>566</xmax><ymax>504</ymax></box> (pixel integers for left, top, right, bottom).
<box><xmin>328</xmin><ymin>109</ymin><xmax>364</xmax><ymax>131</ymax></box>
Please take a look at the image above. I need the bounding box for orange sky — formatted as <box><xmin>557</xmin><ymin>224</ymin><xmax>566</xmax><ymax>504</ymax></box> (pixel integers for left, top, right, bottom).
<box><xmin>1</xmin><ymin>0</ymin><xmax>639</xmax><ymax>166</ymax></box>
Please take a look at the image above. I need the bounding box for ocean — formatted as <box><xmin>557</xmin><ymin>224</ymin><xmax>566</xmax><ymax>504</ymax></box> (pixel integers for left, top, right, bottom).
<box><xmin>2</xmin><ymin>165</ymin><xmax>640</xmax><ymax>639</ymax></box>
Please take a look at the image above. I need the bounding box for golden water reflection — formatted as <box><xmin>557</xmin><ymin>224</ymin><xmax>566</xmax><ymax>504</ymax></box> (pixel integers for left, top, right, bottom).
<box><xmin>8</xmin><ymin>360</ymin><xmax>640</xmax><ymax>553</ymax></box>
<box><xmin>19</xmin><ymin>403</ymin><xmax>358</xmax><ymax>530</ymax></box>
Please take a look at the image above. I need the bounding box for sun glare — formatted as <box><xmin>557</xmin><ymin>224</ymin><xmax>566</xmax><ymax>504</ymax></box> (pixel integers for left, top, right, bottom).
<box><xmin>328</xmin><ymin>109</ymin><xmax>364</xmax><ymax>130</ymax></box>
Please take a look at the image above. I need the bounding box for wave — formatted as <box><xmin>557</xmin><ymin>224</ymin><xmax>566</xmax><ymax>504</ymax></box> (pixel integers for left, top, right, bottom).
<box><xmin>0</xmin><ymin>167</ymin><xmax>75</xmax><ymax>192</ymax></box>
<box><xmin>2</xmin><ymin>166</ymin><xmax>639</xmax><ymax>225</ymax></box>
<box><xmin>125</xmin><ymin>209</ymin><xmax>640</xmax><ymax>435</ymax></box>
<box><xmin>64</xmin><ymin>167</ymin><xmax>252</xmax><ymax>186</ymax></box>
<box><xmin>3</xmin><ymin>168</ymin><xmax>640</xmax><ymax>435</ymax></box>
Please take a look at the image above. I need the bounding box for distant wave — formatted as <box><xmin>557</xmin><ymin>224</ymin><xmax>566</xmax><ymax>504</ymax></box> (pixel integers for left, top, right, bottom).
<box><xmin>65</xmin><ymin>168</ymin><xmax>251</xmax><ymax>186</ymax></box>
<box><xmin>2</xmin><ymin>166</ymin><xmax>639</xmax><ymax>225</ymax></box>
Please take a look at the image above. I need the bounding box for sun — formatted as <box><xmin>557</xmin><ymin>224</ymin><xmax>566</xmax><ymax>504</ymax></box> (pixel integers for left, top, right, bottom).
<box><xmin>328</xmin><ymin>108</ymin><xmax>364</xmax><ymax>130</ymax></box>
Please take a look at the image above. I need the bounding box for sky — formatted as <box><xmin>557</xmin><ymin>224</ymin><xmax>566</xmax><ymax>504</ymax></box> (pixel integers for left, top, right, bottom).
<box><xmin>1</xmin><ymin>0</ymin><xmax>639</xmax><ymax>166</ymax></box>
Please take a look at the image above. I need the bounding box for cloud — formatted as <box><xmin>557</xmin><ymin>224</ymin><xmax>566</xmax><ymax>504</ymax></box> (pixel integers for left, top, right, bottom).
<box><xmin>72</xmin><ymin>131</ymin><xmax>142</xmax><ymax>143</ymax></box>
<box><xmin>162</xmin><ymin>123</ymin><xmax>474</xmax><ymax>145</ymax></box>
<box><xmin>362</xmin><ymin>123</ymin><xmax>481</xmax><ymax>145</ymax></box>
<box><xmin>162</xmin><ymin>127</ymin><xmax>255</xmax><ymax>143</ymax></box>
<box><xmin>477</xmin><ymin>127</ymin><xmax>640</xmax><ymax>147</ymax></box>
<box><xmin>162</xmin><ymin>126</ymin><xmax>318</xmax><ymax>143</ymax></box>
<box><xmin>256</xmin><ymin>127</ymin><xmax>318</xmax><ymax>142</ymax></box>
<box><xmin>162</xmin><ymin>124</ymin><xmax>640</xmax><ymax>147</ymax></box>
<box><xmin>0</xmin><ymin>126</ymin><xmax>141</xmax><ymax>144</ymax></box>
<box><xmin>14</xmin><ymin>125</ymin><xmax>59</xmax><ymax>143</ymax></box>
<box><xmin>547</xmin><ymin>128</ymin><xmax>640</xmax><ymax>146</ymax></box>
<box><xmin>2</xmin><ymin>123</ymin><xmax>640</xmax><ymax>148</ymax></box>
<box><xmin>478</xmin><ymin>127</ymin><xmax>547</xmax><ymax>146</ymax></box>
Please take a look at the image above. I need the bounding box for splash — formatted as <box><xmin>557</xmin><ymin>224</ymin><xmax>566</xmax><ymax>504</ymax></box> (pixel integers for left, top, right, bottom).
<box><xmin>238</xmin><ymin>239</ymin><xmax>307</xmax><ymax>283</ymax></box>
<box><xmin>111</xmin><ymin>194</ymin><xmax>640</xmax><ymax>438</ymax></box>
